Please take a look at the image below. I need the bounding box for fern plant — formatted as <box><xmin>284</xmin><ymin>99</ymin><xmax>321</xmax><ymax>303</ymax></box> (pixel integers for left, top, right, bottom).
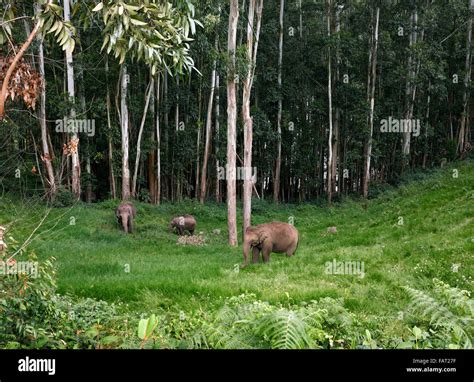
<box><xmin>403</xmin><ymin>279</ymin><xmax>473</xmax><ymax>349</ymax></box>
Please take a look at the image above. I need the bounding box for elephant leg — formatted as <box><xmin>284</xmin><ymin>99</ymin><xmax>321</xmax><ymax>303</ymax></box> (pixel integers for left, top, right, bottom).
<box><xmin>178</xmin><ymin>227</ymin><xmax>184</xmax><ymax>236</ymax></box>
<box><xmin>128</xmin><ymin>217</ymin><xmax>133</xmax><ymax>233</ymax></box>
<box><xmin>262</xmin><ymin>243</ymin><xmax>272</xmax><ymax>263</ymax></box>
<box><xmin>189</xmin><ymin>229</ymin><xmax>194</xmax><ymax>236</ymax></box>
<box><xmin>252</xmin><ymin>247</ymin><xmax>260</xmax><ymax>263</ymax></box>
<box><xmin>286</xmin><ymin>242</ymin><xmax>297</xmax><ymax>257</ymax></box>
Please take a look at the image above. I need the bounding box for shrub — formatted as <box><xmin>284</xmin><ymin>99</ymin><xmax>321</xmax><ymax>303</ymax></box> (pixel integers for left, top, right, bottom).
<box><xmin>51</xmin><ymin>186</ymin><xmax>77</xmax><ymax>208</ymax></box>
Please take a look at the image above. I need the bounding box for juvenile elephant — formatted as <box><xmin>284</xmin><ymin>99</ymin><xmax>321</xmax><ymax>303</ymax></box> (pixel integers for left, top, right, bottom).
<box><xmin>242</xmin><ymin>222</ymin><xmax>298</xmax><ymax>268</ymax></box>
<box><xmin>169</xmin><ymin>214</ymin><xmax>196</xmax><ymax>236</ymax></box>
<box><xmin>116</xmin><ymin>202</ymin><xmax>136</xmax><ymax>233</ymax></box>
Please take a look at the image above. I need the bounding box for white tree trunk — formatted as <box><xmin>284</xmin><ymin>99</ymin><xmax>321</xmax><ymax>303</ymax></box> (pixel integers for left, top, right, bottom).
<box><xmin>227</xmin><ymin>0</ymin><xmax>239</xmax><ymax>246</ymax></box>
<box><xmin>121</xmin><ymin>64</ymin><xmax>131</xmax><ymax>200</ymax></box>
<box><xmin>105</xmin><ymin>57</ymin><xmax>117</xmax><ymax>199</ymax></box>
<box><xmin>243</xmin><ymin>0</ymin><xmax>263</xmax><ymax>234</ymax></box>
<box><xmin>132</xmin><ymin>78</ymin><xmax>154</xmax><ymax>197</ymax></box>
<box><xmin>215</xmin><ymin>73</ymin><xmax>221</xmax><ymax>203</ymax></box>
<box><xmin>402</xmin><ymin>9</ymin><xmax>418</xmax><ymax>157</ymax></box>
<box><xmin>36</xmin><ymin>8</ymin><xmax>56</xmax><ymax>197</ymax></box>
<box><xmin>363</xmin><ymin>7</ymin><xmax>380</xmax><ymax>198</ymax></box>
<box><xmin>200</xmin><ymin>52</ymin><xmax>217</xmax><ymax>204</ymax></box>
<box><xmin>64</xmin><ymin>0</ymin><xmax>80</xmax><ymax>199</ymax></box>
<box><xmin>327</xmin><ymin>0</ymin><xmax>333</xmax><ymax>205</ymax></box>
<box><xmin>274</xmin><ymin>0</ymin><xmax>284</xmax><ymax>203</ymax></box>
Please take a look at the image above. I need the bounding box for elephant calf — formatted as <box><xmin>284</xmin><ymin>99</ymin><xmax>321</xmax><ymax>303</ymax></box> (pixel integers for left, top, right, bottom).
<box><xmin>116</xmin><ymin>202</ymin><xmax>136</xmax><ymax>233</ymax></box>
<box><xmin>169</xmin><ymin>215</ymin><xmax>196</xmax><ymax>236</ymax></box>
<box><xmin>242</xmin><ymin>222</ymin><xmax>298</xmax><ymax>268</ymax></box>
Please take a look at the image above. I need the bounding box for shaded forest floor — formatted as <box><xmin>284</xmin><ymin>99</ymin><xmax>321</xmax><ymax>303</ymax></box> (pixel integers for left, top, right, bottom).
<box><xmin>1</xmin><ymin>160</ymin><xmax>472</xmax><ymax>340</ymax></box>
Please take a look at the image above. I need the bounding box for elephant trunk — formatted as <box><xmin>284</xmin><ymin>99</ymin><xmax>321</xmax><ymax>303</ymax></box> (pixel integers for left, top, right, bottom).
<box><xmin>242</xmin><ymin>239</ymin><xmax>252</xmax><ymax>268</ymax></box>
<box><xmin>121</xmin><ymin>214</ymin><xmax>129</xmax><ymax>233</ymax></box>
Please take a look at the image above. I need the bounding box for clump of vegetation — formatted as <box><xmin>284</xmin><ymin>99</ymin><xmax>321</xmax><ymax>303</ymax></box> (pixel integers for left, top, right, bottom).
<box><xmin>0</xmin><ymin>241</ymin><xmax>127</xmax><ymax>349</ymax></box>
<box><xmin>51</xmin><ymin>186</ymin><xmax>77</xmax><ymax>208</ymax></box>
<box><xmin>399</xmin><ymin>279</ymin><xmax>473</xmax><ymax>349</ymax></box>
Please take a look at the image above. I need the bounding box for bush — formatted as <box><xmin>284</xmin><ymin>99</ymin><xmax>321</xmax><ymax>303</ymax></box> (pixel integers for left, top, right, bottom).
<box><xmin>51</xmin><ymin>187</ymin><xmax>77</xmax><ymax>208</ymax></box>
<box><xmin>0</xmin><ymin>244</ymin><xmax>128</xmax><ymax>349</ymax></box>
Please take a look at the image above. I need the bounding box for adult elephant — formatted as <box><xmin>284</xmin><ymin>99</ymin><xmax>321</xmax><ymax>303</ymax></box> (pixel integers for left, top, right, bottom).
<box><xmin>242</xmin><ymin>222</ymin><xmax>299</xmax><ymax>268</ymax></box>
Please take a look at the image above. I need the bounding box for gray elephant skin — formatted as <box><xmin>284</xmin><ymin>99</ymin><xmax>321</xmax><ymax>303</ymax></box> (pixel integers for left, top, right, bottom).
<box><xmin>169</xmin><ymin>215</ymin><xmax>196</xmax><ymax>236</ymax></box>
<box><xmin>242</xmin><ymin>222</ymin><xmax>298</xmax><ymax>267</ymax></box>
<box><xmin>116</xmin><ymin>202</ymin><xmax>137</xmax><ymax>233</ymax></box>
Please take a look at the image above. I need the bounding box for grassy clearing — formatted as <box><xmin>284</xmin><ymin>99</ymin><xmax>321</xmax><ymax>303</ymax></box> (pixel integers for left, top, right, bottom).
<box><xmin>0</xmin><ymin>161</ymin><xmax>472</xmax><ymax>340</ymax></box>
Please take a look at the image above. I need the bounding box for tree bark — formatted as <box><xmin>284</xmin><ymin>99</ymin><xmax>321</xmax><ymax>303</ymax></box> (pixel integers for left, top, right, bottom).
<box><xmin>200</xmin><ymin>47</ymin><xmax>217</xmax><ymax>204</ymax></box>
<box><xmin>155</xmin><ymin>74</ymin><xmax>161</xmax><ymax>204</ymax></box>
<box><xmin>362</xmin><ymin>6</ymin><xmax>380</xmax><ymax>198</ymax></box>
<box><xmin>402</xmin><ymin>8</ymin><xmax>418</xmax><ymax>157</ymax></box>
<box><xmin>243</xmin><ymin>0</ymin><xmax>263</xmax><ymax>234</ymax></box>
<box><xmin>36</xmin><ymin>7</ymin><xmax>56</xmax><ymax>198</ymax></box>
<box><xmin>327</xmin><ymin>0</ymin><xmax>333</xmax><ymax>205</ymax></box>
<box><xmin>132</xmin><ymin>78</ymin><xmax>154</xmax><ymax>197</ymax></box>
<box><xmin>458</xmin><ymin>0</ymin><xmax>473</xmax><ymax>155</ymax></box>
<box><xmin>227</xmin><ymin>0</ymin><xmax>239</xmax><ymax>246</ymax></box>
<box><xmin>121</xmin><ymin>64</ymin><xmax>131</xmax><ymax>200</ymax></box>
<box><xmin>274</xmin><ymin>0</ymin><xmax>284</xmax><ymax>203</ymax></box>
<box><xmin>64</xmin><ymin>0</ymin><xmax>81</xmax><ymax>199</ymax></box>
<box><xmin>105</xmin><ymin>57</ymin><xmax>117</xmax><ymax>199</ymax></box>
<box><xmin>215</xmin><ymin>72</ymin><xmax>221</xmax><ymax>203</ymax></box>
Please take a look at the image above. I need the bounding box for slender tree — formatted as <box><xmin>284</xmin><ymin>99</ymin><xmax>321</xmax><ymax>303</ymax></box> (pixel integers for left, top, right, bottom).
<box><xmin>243</xmin><ymin>0</ymin><xmax>263</xmax><ymax>233</ymax></box>
<box><xmin>362</xmin><ymin>5</ymin><xmax>380</xmax><ymax>198</ymax></box>
<box><xmin>274</xmin><ymin>0</ymin><xmax>284</xmax><ymax>203</ymax></box>
<box><xmin>458</xmin><ymin>0</ymin><xmax>473</xmax><ymax>155</ymax></box>
<box><xmin>64</xmin><ymin>0</ymin><xmax>81</xmax><ymax>199</ymax></box>
<box><xmin>120</xmin><ymin>64</ymin><xmax>130</xmax><ymax>200</ymax></box>
<box><xmin>327</xmin><ymin>0</ymin><xmax>333</xmax><ymax>205</ymax></box>
<box><xmin>227</xmin><ymin>0</ymin><xmax>239</xmax><ymax>246</ymax></box>
<box><xmin>200</xmin><ymin>39</ymin><xmax>218</xmax><ymax>204</ymax></box>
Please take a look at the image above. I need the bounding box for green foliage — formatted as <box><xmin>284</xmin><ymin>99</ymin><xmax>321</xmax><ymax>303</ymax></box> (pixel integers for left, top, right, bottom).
<box><xmin>402</xmin><ymin>279</ymin><xmax>473</xmax><ymax>349</ymax></box>
<box><xmin>0</xmin><ymin>248</ymin><xmax>126</xmax><ymax>349</ymax></box>
<box><xmin>93</xmin><ymin>0</ymin><xmax>201</xmax><ymax>75</ymax></box>
<box><xmin>51</xmin><ymin>186</ymin><xmax>77</xmax><ymax>207</ymax></box>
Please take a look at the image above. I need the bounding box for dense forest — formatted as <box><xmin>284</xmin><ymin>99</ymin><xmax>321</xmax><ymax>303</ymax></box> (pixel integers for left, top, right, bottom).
<box><xmin>1</xmin><ymin>0</ymin><xmax>473</xmax><ymax>241</ymax></box>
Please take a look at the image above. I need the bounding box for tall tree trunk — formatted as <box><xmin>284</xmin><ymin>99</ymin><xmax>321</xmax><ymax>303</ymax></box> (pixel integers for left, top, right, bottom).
<box><xmin>195</xmin><ymin>79</ymin><xmax>202</xmax><ymax>199</ymax></box>
<box><xmin>132</xmin><ymin>78</ymin><xmax>154</xmax><ymax>197</ymax></box>
<box><xmin>77</xmin><ymin>33</ymin><xmax>92</xmax><ymax>203</ymax></box>
<box><xmin>227</xmin><ymin>0</ymin><xmax>239</xmax><ymax>246</ymax></box>
<box><xmin>362</xmin><ymin>6</ymin><xmax>380</xmax><ymax>198</ymax></box>
<box><xmin>35</xmin><ymin>7</ymin><xmax>56</xmax><ymax>197</ymax></box>
<box><xmin>156</xmin><ymin>74</ymin><xmax>161</xmax><ymax>205</ymax></box>
<box><xmin>64</xmin><ymin>0</ymin><xmax>81</xmax><ymax>199</ymax></box>
<box><xmin>402</xmin><ymin>8</ymin><xmax>418</xmax><ymax>158</ymax></box>
<box><xmin>274</xmin><ymin>0</ymin><xmax>284</xmax><ymax>203</ymax></box>
<box><xmin>243</xmin><ymin>0</ymin><xmax>263</xmax><ymax>234</ymax></box>
<box><xmin>215</xmin><ymin>72</ymin><xmax>221</xmax><ymax>203</ymax></box>
<box><xmin>105</xmin><ymin>57</ymin><xmax>117</xmax><ymax>199</ymax></box>
<box><xmin>327</xmin><ymin>0</ymin><xmax>333</xmax><ymax>205</ymax></box>
<box><xmin>458</xmin><ymin>0</ymin><xmax>473</xmax><ymax>155</ymax></box>
<box><xmin>200</xmin><ymin>48</ymin><xmax>218</xmax><ymax>204</ymax></box>
<box><xmin>120</xmin><ymin>64</ymin><xmax>131</xmax><ymax>200</ymax></box>
<box><xmin>331</xmin><ymin>5</ymin><xmax>342</xmax><ymax>198</ymax></box>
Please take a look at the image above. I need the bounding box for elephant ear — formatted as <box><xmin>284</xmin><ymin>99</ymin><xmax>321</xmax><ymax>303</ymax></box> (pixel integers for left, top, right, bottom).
<box><xmin>258</xmin><ymin>230</ymin><xmax>269</xmax><ymax>244</ymax></box>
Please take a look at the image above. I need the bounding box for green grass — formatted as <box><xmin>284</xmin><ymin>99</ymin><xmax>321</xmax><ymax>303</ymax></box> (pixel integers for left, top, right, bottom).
<box><xmin>1</xmin><ymin>161</ymin><xmax>473</xmax><ymax>339</ymax></box>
